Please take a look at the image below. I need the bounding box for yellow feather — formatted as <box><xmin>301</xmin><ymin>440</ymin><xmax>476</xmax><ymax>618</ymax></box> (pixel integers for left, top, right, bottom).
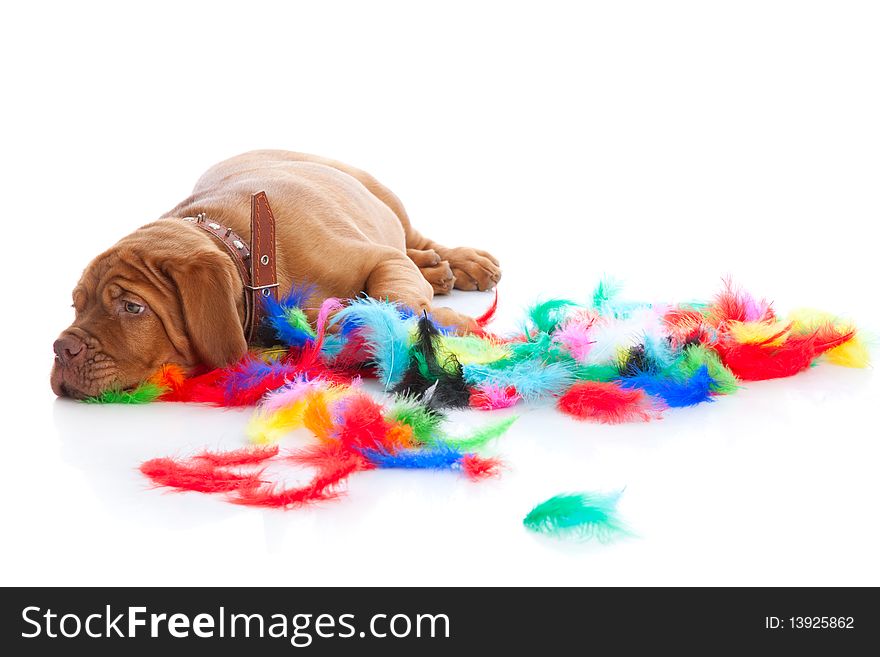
<box><xmin>825</xmin><ymin>335</ymin><xmax>871</xmax><ymax>368</ymax></box>
<box><xmin>439</xmin><ymin>335</ymin><xmax>511</xmax><ymax>365</ymax></box>
<box><xmin>788</xmin><ymin>308</ymin><xmax>844</xmax><ymax>333</ymax></box>
<box><xmin>246</xmin><ymin>398</ymin><xmax>309</xmax><ymax>444</ymax></box>
<box><xmin>256</xmin><ymin>346</ymin><xmax>290</xmax><ymax>361</ymax></box>
<box><xmin>727</xmin><ymin>320</ymin><xmax>790</xmax><ymax>345</ymax></box>
<box><xmin>787</xmin><ymin>308</ymin><xmax>870</xmax><ymax>368</ymax></box>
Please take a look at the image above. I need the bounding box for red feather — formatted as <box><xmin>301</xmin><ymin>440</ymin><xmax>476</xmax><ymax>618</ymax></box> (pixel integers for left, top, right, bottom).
<box><xmin>329</xmin><ymin>329</ymin><xmax>374</xmax><ymax>376</ymax></box>
<box><xmin>172</xmin><ymin>368</ymin><xmax>231</xmax><ymax>405</ymax></box>
<box><xmin>557</xmin><ymin>381</ymin><xmax>663</xmax><ymax>424</ymax></box>
<box><xmin>286</xmin><ymin>345</ymin><xmax>355</xmax><ymax>385</ymax></box>
<box><xmin>717</xmin><ymin>326</ymin><xmax>855</xmax><ymax>381</ymax></box>
<box><xmin>335</xmin><ymin>393</ymin><xmax>395</xmax><ymax>451</ymax></box>
<box><xmin>194</xmin><ymin>445</ymin><xmax>279</xmax><ymax>467</ymax></box>
<box><xmin>460</xmin><ymin>454</ymin><xmax>502</xmax><ymax>480</ymax></box>
<box><xmin>475</xmin><ymin>289</ymin><xmax>499</xmax><ymax>327</ymax></box>
<box><xmin>221</xmin><ymin>358</ymin><xmax>299</xmax><ymax>407</ymax></box>
<box><xmin>234</xmin><ymin>447</ymin><xmax>368</xmax><ymax>508</ymax></box>
<box><xmin>139</xmin><ymin>457</ymin><xmax>265</xmax><ymax>494</ymax></box>
<box><xmin>707</xmin><ymin>279</ymin><xmax>776</xmax><ymax>326</ymax></box>
<box><xmin>288</xmin><ymin>442</ymin><xmax>371</xmax><ymax>470</ymax></box>
<box><xmin>140</xmin><ymin>443</ymin><xmax>370</xmax><ymax>508</ymax></box>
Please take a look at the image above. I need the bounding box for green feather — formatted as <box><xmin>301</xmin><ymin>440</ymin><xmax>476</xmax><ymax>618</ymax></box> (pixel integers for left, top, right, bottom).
<box><xmin>83</xmin><ymin>382</ymin><xmax>167</xmax><ymax>404</ymax></box>
<box><xmin>677</xmin><ymin>344</ymin><xmax>739</xmax><ymax>395</ymax></box>
<box><xmin>434</xmin><ymin>416</ymin><xmax>517</xmax><ymax>451</ymax></box>
<box><xmin>413</xmin><ymin>349</ymin><xmax>433</xmax><ymax>379</ymax></box>
<box><xmin>387</xmin><ymin>396</ymin><xmax>444</xmax><ymax>444</ymax></box>
<box><xmin>571</xmin><ymin>363</ymin><xmax>621</xmax><ymax>382</ymax></box>
<box><xmin>523</xmin><ymin>491</ymin><xmax>631</xmax><ymax>542</ymax></box>
<box><xmin>284</xmin><ymin>307</ymin><xmax>316</xmax><ymax>338</ymax></box>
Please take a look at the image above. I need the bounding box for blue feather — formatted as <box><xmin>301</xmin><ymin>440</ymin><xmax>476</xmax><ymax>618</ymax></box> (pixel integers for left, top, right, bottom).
<box><xmin>331</xmin><ymin>298</ymin><xmax>413</xmax><ymax>387</ymax></box>
<box><xmin>463</xmin><ymin>360</ymin><xmax>575</xmax><ymax>401</ymax></box>
<box><xmin>361</xmin><ymin>444</ymin><xmax>464</xmax><ymax>470</ymax></box>
<box><xmin>617</xmin><ymin>365</ymin><xmax>715</xmax><ymax>408</ymax></box>
<box><xmin>261</xmin><ymin>285</ymin><xmax>314</xmax><ymax>320</ymax></box>
<box><xmin>261</xmin><ymin>285</ymin><xmax>316</xmax><ymax>347</ymax></box>
<box><xmin>222</xmin><ymin>357</ymin><xmax>297</xmax><ymax>401</ymax></box>
<box><xmin>268</xmin><ymin>321</ymin><xmax>313</xmax><ymax>348</ymax></box>
<box><xmin>397</xmin><ymin>304</ymin><xmax>418</xmax><ymax>320</ymax></box>
<box><xmin>280</xmin><ymin>285</ymin><xmax>315</xmax><ymax>309</ymax></box>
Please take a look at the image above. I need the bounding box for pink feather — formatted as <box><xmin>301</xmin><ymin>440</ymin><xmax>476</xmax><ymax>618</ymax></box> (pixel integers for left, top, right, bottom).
<box><xmin>553</xmin><ymin>310</ymin><xmax>599</xmax><ymax>362</ymax></box>
<box><xmin>260</xmin><ymin>377</ymin><xmax>325</xmax><ymax>412</ymax></box>
<box><xmin>469</xmin><ymin>384</ymin><xmax>521</xmax><ymax>410</ymax></box>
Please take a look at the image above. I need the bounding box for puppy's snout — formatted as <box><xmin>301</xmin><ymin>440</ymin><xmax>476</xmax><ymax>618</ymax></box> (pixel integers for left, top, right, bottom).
<box><xmin>53</xmin><ymin>334</ymin><xmax>85</xmax><ymax>366</ymax></box>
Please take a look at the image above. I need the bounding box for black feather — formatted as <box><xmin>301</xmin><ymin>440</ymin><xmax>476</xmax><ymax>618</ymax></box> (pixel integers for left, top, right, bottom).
<box><xmin>617</xmin><ymin>344</ymin><xmax>655</xmax><ymax>376</ymax></box>
<box><xmin>391</xmin><ymin>313</ymin><xmax>471</xmax><ymax>409</ymax></box>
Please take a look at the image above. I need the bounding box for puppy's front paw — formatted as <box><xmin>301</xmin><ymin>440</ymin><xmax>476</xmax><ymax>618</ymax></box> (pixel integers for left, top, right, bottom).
<box><xmin>442</xmin><ymin>247</ymin><xmax>501</xmax><ymax>291</ymax></box>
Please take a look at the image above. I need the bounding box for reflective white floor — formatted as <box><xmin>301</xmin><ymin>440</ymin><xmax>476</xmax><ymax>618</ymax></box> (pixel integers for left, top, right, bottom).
<box><xmin>5</xmin><ymin>289</ymin><xmax>878</xmax><ymax>587</ymax></box>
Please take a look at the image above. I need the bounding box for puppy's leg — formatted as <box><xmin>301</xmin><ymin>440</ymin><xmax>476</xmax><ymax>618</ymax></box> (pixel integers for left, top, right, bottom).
<box><xmin>366</xmin><ymin>249</ymin><xmax>477</xmax><ymax>332</ymax></box>
<box><xmin>320</xmin><ymin>164</ymin><xmax>501</xmax><ymax>292</ymax></box>
<box><xmin>406</xmin><ymin>248</ymin><xmax>456</xmax><ymax>295</ymax></box>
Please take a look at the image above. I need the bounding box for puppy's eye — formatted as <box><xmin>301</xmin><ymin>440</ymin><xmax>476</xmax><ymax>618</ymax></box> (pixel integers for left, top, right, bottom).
<box><xmin>124</xmin><ymin>301</ymin><xmax>145</xmax><ymax>315</ymax></box>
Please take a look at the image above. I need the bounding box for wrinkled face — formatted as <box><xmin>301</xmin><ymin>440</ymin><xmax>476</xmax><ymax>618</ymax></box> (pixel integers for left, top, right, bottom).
<box><xmin>51</xmin><ymin>222</ymin><xmax>248</xmax><ymax>398</ymax></box>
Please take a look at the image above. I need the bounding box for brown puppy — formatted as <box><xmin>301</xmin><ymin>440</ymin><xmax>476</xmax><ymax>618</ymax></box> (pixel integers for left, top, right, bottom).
<box><xmin>51</xmin><ymin>150</ymin><xmax>501</xmax><ymax>399</ymax></box>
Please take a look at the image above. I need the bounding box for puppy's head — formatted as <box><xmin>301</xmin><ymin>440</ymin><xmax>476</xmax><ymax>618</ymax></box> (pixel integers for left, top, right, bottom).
<box><xmin>51</xmin><ymin>220</ymin><xmax>248</xmax><ymax>398</ymax></box>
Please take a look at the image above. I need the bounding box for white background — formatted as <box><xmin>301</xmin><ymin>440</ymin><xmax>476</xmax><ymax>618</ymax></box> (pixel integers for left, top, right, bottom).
<box><xmin>1</xmin><ymin>1</ymin><xmax>877</xmax><ymax>586</ymax></box>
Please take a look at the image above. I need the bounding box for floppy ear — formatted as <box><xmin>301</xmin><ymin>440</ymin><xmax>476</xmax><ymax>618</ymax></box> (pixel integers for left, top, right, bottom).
<box><xmin>165</xmin><ymin>250</ymin><xmax>248</xmax><ymax>368</ymax></box>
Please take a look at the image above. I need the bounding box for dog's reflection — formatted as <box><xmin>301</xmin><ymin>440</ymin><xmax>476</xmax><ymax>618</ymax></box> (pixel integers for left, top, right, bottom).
<box><xmin>52</xmin><ymin>398</ymin><xmax>252</xmax><ymax>529</ymax></box>
<box><xmin>50</xmin><ymin>397</ymin><xmax>440</xmax><ymax>548</ymax></box>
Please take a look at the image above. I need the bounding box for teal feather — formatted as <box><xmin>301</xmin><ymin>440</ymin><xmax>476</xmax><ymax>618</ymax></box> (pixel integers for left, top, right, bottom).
<box><xmin>526</xmin><ymin>299</ymin><xmax>577</xmax><ymax>335</ymax></box>
<box><xmin>590</xmin><ymin>277</ymin><xmax>660</xmax><ymax>319</ymax></box>
<box><xmin>463</xmin><ymin>360</ymin><xmax>575</xmax><ymax>401</ymax></box>
<box><xmin>523</xmin><ymin>491</ymin><xmax>631</xmax><ymax>542</ymax></box>
<box><xmin>508</xmin><ymin>332</ymin><xmax>567</xmax><ymax>363</ymax></box>
<box><xmin>591</xmin><ymin>276</ymin><xmax>622</xmax><ymax>310</ymax></box>
<box><xmin>331</xmin><ymin>297</ymin><xmax>413</xmax><ymax>388</ymax></box>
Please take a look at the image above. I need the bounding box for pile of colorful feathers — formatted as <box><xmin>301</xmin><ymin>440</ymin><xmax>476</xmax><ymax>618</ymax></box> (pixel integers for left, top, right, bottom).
<box><xmin>88</xmin><ymin>279</ymin><xmax>869</xmax><ymax>509</ymax></box>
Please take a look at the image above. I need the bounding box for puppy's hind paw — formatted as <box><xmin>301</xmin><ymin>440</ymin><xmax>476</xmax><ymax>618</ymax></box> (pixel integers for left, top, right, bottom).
<box><xmin>442</xmin><ymin>247</ymin><xmax>501</xmax><ymax>292</ymax></box>
<box><xmin>420</xmin><ymin>260</ymin><xmax>456</xmax><ymax>295</ymax></box>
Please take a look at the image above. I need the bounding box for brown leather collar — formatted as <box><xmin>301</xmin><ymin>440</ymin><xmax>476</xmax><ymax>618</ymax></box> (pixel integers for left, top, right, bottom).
<box><xmin>181</xmin><ymin>191</ymin><xmax>279</xmax><ymax>344</ymax></box>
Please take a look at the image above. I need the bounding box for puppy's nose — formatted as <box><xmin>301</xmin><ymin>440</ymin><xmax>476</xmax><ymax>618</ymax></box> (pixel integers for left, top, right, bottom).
<box><xmin>53</xmin><ymin>335</ymin><xmax>85</xmax><ymax>366</ymax></box>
